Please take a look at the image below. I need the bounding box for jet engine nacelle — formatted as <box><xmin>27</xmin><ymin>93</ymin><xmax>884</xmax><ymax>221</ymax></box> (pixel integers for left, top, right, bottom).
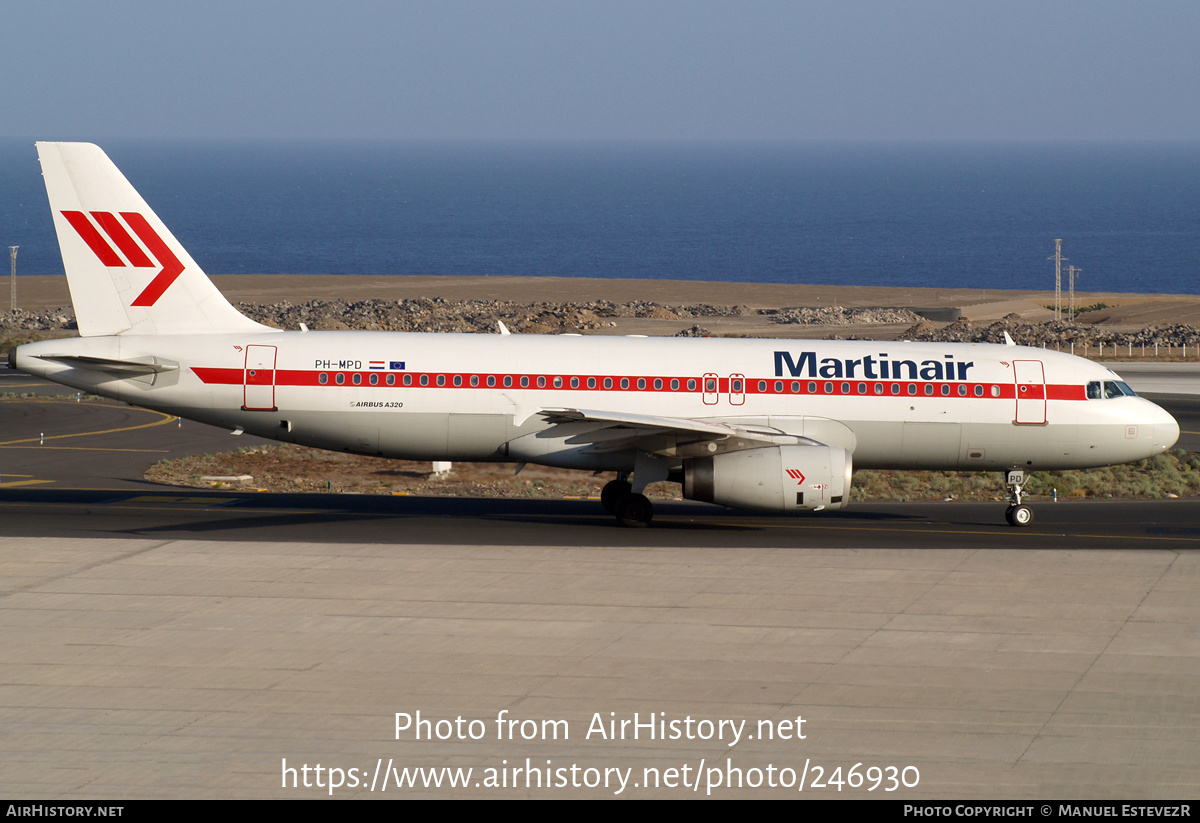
<box><xmin>682</xmin><ymin>444</ymin><xmax>852</xmax><ymax>512</ymax></box>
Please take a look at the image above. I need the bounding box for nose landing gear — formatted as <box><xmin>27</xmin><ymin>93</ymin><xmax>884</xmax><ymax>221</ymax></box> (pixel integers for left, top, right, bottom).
<box><xmin>1004</xmin><ymin>469</ymin><xmax>1033</xmax><ymax>527</ymax></box>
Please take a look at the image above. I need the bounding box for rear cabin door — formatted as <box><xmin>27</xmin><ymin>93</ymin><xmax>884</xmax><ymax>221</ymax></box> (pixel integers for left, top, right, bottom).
<box><xmin>243</xmin><ymin>344</ymin><xmax>278</xmax><ymax>411</ymax></box>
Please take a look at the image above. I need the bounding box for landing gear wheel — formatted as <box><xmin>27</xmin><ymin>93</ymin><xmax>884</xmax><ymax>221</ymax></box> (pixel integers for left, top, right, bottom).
<box><xmin>1005</xmin><ymin>504</ymin><xmax>1033</xmax><ymax>527</ymax></box>
<box><xmin>601</xmin><ymin>480</ymin><xmax>633</xmax><ymax>513</ymax></box>
<box><xmin>1002</xmin><ymin>470</ymin><xmax>1032</xmax><ymax>528</ymax></box>
<box><xmin>614</xmin><ymin>493</ymin><xmax>653</xmax><ymax>528</ymax></box>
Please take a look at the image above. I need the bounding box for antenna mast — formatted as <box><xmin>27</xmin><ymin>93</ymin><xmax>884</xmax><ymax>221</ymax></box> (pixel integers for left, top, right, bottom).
<box><xmin>1048</xmin><ymin>240</ymin><xmax>1066</xmax><ymax>322</ymax></box>
<box><xmin>1067</xmin><ymin>264</ymin><xmax>1080</xmax><ymax>322</ymax></box>
<box><xmin>8</xmin><ymin>246</ymin><xmax>16</xmax><ymax>312</ymax></box>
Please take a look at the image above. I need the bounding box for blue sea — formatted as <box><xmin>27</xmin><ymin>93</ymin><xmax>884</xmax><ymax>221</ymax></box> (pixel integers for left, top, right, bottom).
<box><xmin>3</xmin><ymin>139</ymin><xmax>1198</xmax><ymax>295</ymax></box>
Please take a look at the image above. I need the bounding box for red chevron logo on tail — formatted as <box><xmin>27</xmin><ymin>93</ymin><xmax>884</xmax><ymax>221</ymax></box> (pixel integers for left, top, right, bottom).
<box><xmin>61</xmin><ymin>210</ymin><xmax>185</xmax><ymax>307</ymax></box>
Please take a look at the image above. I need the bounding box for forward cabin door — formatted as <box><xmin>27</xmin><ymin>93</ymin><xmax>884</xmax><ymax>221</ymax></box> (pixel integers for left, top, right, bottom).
<box><xmin>1013</xmin><ymin>359</ymin><xmax>1046</xmax><ymax>425</ymax></box>
<box><xmin>243</xmin><ymin>344</ymin><xmax>278</xmax><ymax>411</ymax></box>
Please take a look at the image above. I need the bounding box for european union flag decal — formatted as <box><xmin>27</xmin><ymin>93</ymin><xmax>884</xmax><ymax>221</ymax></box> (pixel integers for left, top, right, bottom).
<box><xmin>390</xmin><ymin>361</ymin><xmax>406</xmax><ymax>370</ymax></box>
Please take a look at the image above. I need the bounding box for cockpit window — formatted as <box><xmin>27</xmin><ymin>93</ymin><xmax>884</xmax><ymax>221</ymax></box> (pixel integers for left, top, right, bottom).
<box><xmin>1090</xmin><ymin>380</ymin><xmax>1137</xmax><ymax>399</ymax></box>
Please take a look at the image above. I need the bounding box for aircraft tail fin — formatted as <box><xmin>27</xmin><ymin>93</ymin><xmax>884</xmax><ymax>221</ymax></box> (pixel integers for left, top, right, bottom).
<box><xmin>36</xmin><ymin>142</ymin><xmax>272</xmax><ymax>337</ymax></box>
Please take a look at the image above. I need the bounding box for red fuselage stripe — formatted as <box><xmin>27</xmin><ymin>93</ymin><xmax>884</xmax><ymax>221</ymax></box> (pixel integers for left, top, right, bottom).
<box><xmin>191</xmin><ymin>367</ymin><xmax>1087</xmax><ymax>401</ymax></box>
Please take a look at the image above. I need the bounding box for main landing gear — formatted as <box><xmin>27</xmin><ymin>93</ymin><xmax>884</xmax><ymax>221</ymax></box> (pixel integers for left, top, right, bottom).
<box><xmin>601</xmin><ymin>472</ymin><xmax>653</xmax><ymax>528</ymax></box>
<box><xmin>1004</xmin><ymin>469</ymin><xmax>1033</xmax><ymax>527</ymax></box>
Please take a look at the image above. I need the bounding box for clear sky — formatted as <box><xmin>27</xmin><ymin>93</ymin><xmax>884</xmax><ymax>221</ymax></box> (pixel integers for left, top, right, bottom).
<box><xmin>4</xmin><ymin>0</ymin><xmax>1199</xmax><ymax>142</ymax></box>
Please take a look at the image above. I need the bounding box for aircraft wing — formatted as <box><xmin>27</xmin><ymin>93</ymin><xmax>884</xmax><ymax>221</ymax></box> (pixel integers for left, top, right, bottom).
<box><xmin>534</xmin><ymin>407</ymin><xmax>811</xmax><ymax>456</ymax></box>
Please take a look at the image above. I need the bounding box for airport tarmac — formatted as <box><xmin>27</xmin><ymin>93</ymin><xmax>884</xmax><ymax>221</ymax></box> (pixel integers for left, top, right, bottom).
<box><xmin>0</xmin><ymin>366</ymin><xmax>1198</xmax><ymax>798</ymax></box>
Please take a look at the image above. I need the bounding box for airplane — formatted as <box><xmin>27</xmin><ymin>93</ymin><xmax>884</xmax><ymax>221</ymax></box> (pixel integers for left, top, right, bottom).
<box><xmin>10</xmin><ymin>142</ymin><xmax>1181</xmax><ymax>527</ymax></box>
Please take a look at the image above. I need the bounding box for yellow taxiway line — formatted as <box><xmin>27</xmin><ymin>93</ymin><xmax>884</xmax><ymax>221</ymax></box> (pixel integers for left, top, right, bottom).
<box><xmin>0</xmin><ymin>399</ymin><xmax>177</xmax><ymax>448</ymax></box>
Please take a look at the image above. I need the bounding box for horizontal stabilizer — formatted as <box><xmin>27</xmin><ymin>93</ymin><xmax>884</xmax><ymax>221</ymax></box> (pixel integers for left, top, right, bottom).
<box><xmin>34</xmin><ymin>353</ymin><xmax>179</xmax><ymax>377</ymax></box>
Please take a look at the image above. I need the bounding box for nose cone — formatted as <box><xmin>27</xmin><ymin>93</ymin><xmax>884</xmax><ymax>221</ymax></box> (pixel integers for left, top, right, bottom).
<box><xmin>1146</xmin><ymin>400</ymin><xmax>1180</xmax><ymax>452</ymax></box>
<box><xmin>1157</xmin><ymin>416</ymin><xmax>1181</xmax><ymax>452</ymax></box>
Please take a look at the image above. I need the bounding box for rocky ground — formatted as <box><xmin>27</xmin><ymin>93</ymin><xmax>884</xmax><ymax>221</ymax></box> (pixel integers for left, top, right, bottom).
<box><xmin>145</xmin><ymin>444</ymin><xmax>683</xmax><ymax>500</ymax></box>
<box><xmin>898</xmin><ymin>315</ymin><xmax>1200</xmax><ymax>349</ymax></box>
<box><xmin>235</xmin><ymin>297</ymin><xmax>744</xmax><ymax>334</ymax></box>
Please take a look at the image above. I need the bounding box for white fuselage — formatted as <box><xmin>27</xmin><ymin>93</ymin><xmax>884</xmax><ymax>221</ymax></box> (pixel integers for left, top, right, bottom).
<box><xmin>15</xmin><ymin>331</ymin><xmax>1181</xmax><ymax>474</ymax></box>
